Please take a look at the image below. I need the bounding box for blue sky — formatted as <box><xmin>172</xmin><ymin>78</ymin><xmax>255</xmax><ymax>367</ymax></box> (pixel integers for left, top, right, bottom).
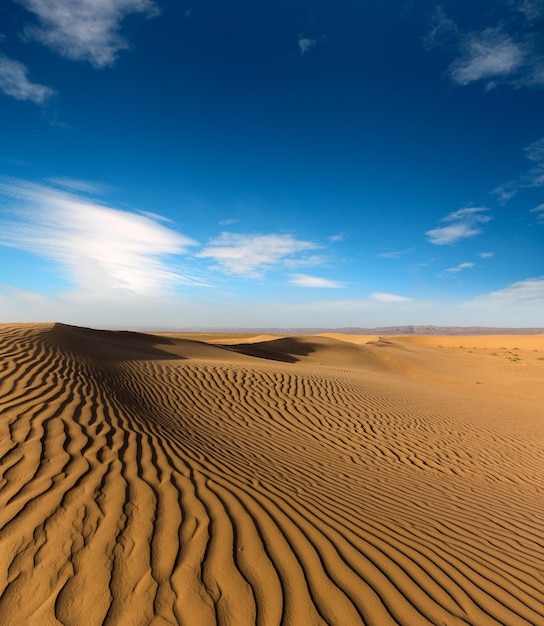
<box><xmin>0</xmin><ymin>0</ymin><xmax>543</xmax><ymax>328</ymax></box>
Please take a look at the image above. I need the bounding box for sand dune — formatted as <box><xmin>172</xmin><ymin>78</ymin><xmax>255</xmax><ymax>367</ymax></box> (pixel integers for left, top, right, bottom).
<box><xmin>0</xmin><ymin>323</ymin><xmax>543</xmax><ymax>625</ymax></box>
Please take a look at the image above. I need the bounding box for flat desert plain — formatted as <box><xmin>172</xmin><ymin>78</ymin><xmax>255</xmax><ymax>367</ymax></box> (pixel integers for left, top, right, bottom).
<box><xmin>0</xmin><ymin>323</ymin><xmax>543</xmax><ymax>626</ymax></box>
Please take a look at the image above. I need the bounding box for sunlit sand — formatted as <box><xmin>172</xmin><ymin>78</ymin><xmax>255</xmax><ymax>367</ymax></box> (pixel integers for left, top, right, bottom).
<box><xmin>1</xmin><ymin>323</ymin><xmax>543</xmax><ymax>624</ymax></box>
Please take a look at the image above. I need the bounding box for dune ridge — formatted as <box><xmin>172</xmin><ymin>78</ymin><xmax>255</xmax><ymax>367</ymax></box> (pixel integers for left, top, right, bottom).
<box><xmin>0</xmin><ymin>323</ymin><xmax>543</xmax><ymax>625</ymax></box>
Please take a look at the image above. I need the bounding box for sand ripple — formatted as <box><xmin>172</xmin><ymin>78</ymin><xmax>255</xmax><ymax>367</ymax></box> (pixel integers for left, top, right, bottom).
<box><xmin>0</xmin><ymin>323</ymin><xmax>543</xmax><ymax>625</ymax></box>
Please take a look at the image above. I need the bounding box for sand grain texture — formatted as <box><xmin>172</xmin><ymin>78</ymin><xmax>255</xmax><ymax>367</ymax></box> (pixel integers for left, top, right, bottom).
<box><xmin>0</xmin><ymin>323</ymin><xmax>543</xmax><ymax>625</ymax></box>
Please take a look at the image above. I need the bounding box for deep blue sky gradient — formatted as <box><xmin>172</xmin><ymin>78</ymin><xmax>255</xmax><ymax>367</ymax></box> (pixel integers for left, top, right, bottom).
<box><xmin>0</xmin><ymin>0</ymin><xmax>542</xmax><ymax>327</ymax></box>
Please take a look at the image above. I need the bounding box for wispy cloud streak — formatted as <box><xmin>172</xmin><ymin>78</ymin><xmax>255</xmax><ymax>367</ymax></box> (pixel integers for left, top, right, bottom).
<box><xmin>466</xmin><ymin>276</ymin><xmax>544</xmax><ymax>305</ymax></box>
<box><xmin>0</xmin><ymin>178</ymin><xmax>197</xmax><ymax>295</ymax></box>
<box><xmin>439</xmin><ymin>261</ymin><xmax>475</xmax><ymax>277</ymax></box>
<box><xmin>426</xmin><ymin>208</ymin><xmax>491</xmax><ymax>245</ymax></box>
<box><xmin>289</xmin><ymin>274</ymin><xmax>342</xmax><ymax>288</ymax></box>
<box><xmin>369</xmin><ymin>292</ymin><xmax>412</xmax><ymax>303</ymax></box>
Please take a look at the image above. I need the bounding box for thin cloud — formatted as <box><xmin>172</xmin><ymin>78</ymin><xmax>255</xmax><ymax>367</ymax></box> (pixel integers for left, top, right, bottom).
<box><xmin>524</xmin><ymin>135</ymin><xmax>544</xmax><ymax>180</ymax></box>
<box><xmin>289</xmin><ymin>274</ymin><xmax>342</xmax><ymax>288</ymax></box>
<box><xmin>219</xmin><ymin>218</ymin><xmax>240</xmax><ymax>226</ymax></box>
<box><xmin>423</xmin><ymin>6</ymin><xmax>459</xmax><ymax>50</ymax></box>
<box><xmin>449</xmin><ymin>28</ymin><xmax>525</xmax><ymax>87</ymax></box>
<box><xmin>378</xmin><ymin>247</ymin><xmax>415</xmax><ymax>259</ymax></box>
<box><xmin>466</xmin><ymin>276</ymin><xmax>544</xmax><ymax>305</ymax></box>
<box><xmin>298</xmin><ymin>37</ymin><xmax>317</xmax><ymax>55</ymax></box>
<box><xmin>439</xmin><ymin>261</ymin><xmax>475</xmax><ymax>276</ymax></box>
<box><xmin>369</xmin><ymin>292</ymin><xmax>412</xmax><ymax>303</ymax></box>
<box><xmin>511</xmin><ymin>0</ymin><xmax>544</xmax><ymax>22</ymax></box>
<box><xmin>0</xmin><ymin>53</ymin><xmax>55</xmax><ymax>104</ymax></box>
<box><xmin>492</xmin><ymin>186</ymin><xmax>518</xmax><ymax>204</ymax></box>
<box><xmin>328</xmin><ymin>233</ymin><xmax>344</xmax><ymax>242</ymax></box>
<box><xmin>427</xmin><ymin>6</ymin><xmax>544</xmax><ymax>89</ymax></box>
<box><xmin>479</xmin><ymin>251</ymin><xmax>494</xmax><ymax>258</ymax></box>
<box><xmin>19</xmin><ymin>0</ymin><xmax>159</xmax><ymax>68</ymax></box>
<box><xmin>493</xmin><ymin>135</ymin><xmax>544</xmax><ymax>201</ymax></box>
<box><xmin>0</xmin><ymin>178</ymin><xmax>197</xmax><ymax>296</ymax></box>
<box><xmin>426</xmin><ymin>207</ymin><xmax>491</xmax><ymax>245</ymax></box>
<box><xmin>283</xmin><ymin>254</ymin><xmax>329</xmax><ymax>269</ymax></box>
<box><xmin>520</xmin><ymin>136</ymin><xmax>544</xmax><ymax>187</ymax></box>
<box><xmin>531</xmin><ymin>203</ymin><xmax>544</xmax><ymax>221</ymax></box>
<box><xmin>197</xmin><ymin>232</ymin><xmax>320</xmax><ymax>278</ymax></box>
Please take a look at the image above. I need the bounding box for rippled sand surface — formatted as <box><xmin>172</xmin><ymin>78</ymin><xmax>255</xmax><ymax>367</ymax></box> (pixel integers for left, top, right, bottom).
<box><xmin>0</xmin><ymin>323</ymin><xmax>543</xmax><ymax>625</ymax></box>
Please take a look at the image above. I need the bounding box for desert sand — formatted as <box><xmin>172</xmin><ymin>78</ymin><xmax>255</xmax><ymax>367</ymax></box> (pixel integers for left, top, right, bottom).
<box><xmin>0</xmin><ymin>323</ymin><xmax>543</xmax><ymax>625</ymax></box>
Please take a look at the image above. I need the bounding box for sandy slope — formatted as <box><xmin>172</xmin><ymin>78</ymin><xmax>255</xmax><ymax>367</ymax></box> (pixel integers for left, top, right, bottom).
<box><xmin>0</xmin><ymin>324</ymin><xmax>543</xmax><ymax>625</ymax></box>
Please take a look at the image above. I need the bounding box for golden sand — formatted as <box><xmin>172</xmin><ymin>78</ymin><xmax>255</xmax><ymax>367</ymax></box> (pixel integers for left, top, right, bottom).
<box><xmin>0</xmin><ymin>323</ymin><xmax>543</xmax><ymax>625</ymax></box>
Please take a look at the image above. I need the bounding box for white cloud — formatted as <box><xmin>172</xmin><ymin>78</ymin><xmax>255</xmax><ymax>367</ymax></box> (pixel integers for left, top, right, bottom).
<box><xmin>328</xmin><ymin>233</ymin><xmax>344</xmax><ymax>242</ymax></box>
<box><xmin>0</xmin><ymin>178</ymin><xmax>197</xmax><ymax>296</ymax></box>
<box><xmin>479</xmin><ymin>251</ymin><xmax>494</xmax><ymax>258</ymax></box>
<box><xmin>428</xmin><ymin>7</ymin><xmax>544</xmax><ymax>90</ymax></box>
<box><xmin>19</xmin><ymin>0</ymin><xmax>159</xmax><ymax>68</ymax></box>
<box><xmin>0</xmin><ymin>53</ymin><xmax>55</xmax><ymax>104</ymax></box>
<box><xmin>426</xmin><ymin>207</ymin><xmax>491</xmax><ymax>245</ymax></box>
<box><xmin>449</xmin><ymin>28</ymin><xmax>525</xmax><ymax>87</ymax></box>
<box><xmin>289</xmin><ymin>274</ymin><xmax>342</xmax><ymax>288</ymax></box>
<box><xmin>298</xmin><ymin>37</ymin><xmax>317</xmax><ymax>55</ymax></box>
<box><xmin>440</xmin><ymin>261</ymin><xmax>475</xmax><ymax>276</ymax></box>
<box><xmin>197</xmin><ymin>233</ymin><xmax>320</xmax><ymax>278</ymax></box>
<box><xmin>369</xmin><ymin>292</ymin><xmax>412</xmax><ymax>303</ymax></box>
<box><xmin>464</xmin><ymin>277</ymin><xmax>544</xmax><ymax>306</ymax></box>
<box><xmin>219</xmin><ymin>218</ymin><xmax>240</xmax><ymax>226</ymax></box>
<box><xmin>453</xmin><ymin>277</ymin><xmax>544</xmax><ymax>326</ymax></box>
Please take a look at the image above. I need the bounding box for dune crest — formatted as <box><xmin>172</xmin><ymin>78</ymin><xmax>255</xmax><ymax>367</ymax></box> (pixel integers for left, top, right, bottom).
<box><xmin>0</xmin><ymin>323</ymin><xmax>543</xmax><ymax>625</ymax></box>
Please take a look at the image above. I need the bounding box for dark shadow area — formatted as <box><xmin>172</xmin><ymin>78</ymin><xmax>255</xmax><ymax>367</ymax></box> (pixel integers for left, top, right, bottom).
<box><xmin>222</xmin><ymin>337</ymin><xmax>317</xmax><ymax>363</ymax></box>
<box><xmin>48</xmin><ymin>323</ymin><xmax>187</xmax><ymax>361</ymax></box>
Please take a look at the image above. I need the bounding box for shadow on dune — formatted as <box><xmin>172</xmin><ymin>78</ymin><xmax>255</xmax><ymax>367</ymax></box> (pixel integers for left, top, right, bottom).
<box><xmin>47</xmin><ymin>323</ymin><xmax>188</xmax><ymax>361</ymax></box>
<box><xmin>222</xmin><ymin>337</ymin><xmax>318</xmax><ymax>363</ymax></box>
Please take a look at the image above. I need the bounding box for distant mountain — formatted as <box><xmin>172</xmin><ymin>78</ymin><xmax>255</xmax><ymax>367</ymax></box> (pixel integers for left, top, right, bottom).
<box><xmin>137</xmin><ymin>325</ymin><xmax>544</xmax><ymax>335</ymax></box>
<box><xmin>327</xmin><ymin>326</ymin><xmax>544</xmax><ymax>335</ymax></box>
